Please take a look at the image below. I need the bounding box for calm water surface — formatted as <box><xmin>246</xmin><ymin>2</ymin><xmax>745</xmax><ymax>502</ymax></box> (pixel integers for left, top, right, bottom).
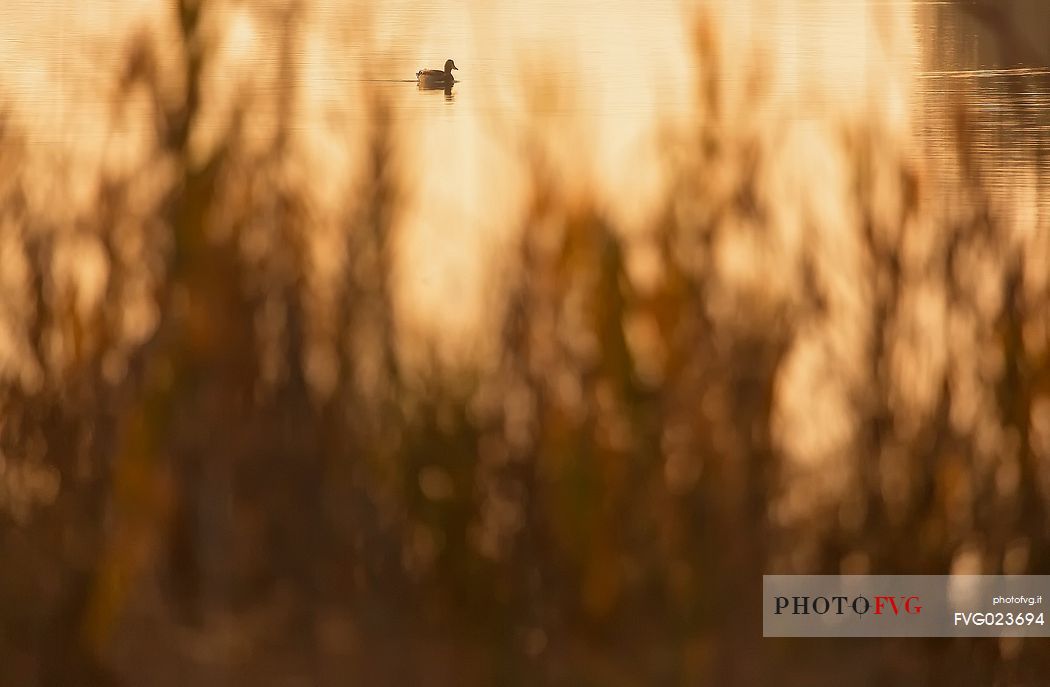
<box><xmin>0</xmin><ymin>1</ymin><xmax>1047</xmax><ymax>272</ymax></box>
<box><xmin>321</xmin><ymin>0</ymin><xmax>1050</xmax><ymax>229</ymax></box>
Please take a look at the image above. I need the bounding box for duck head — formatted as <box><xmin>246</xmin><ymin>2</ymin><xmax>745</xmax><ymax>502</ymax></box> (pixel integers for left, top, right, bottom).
<box><xmin>444</xmin><ymin>59</ymin><xmax>458</xmax><ymax>75</ymax></box>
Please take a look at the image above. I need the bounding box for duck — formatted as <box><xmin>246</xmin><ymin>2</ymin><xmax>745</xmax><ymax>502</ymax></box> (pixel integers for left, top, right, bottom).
<box><xmin>417</xmin><ymin>59</ymin><xmax>458</xmax><ymax>88</ymax></box>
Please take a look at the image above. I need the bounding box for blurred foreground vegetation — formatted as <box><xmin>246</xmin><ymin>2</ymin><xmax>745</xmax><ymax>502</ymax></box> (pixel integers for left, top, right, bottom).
<box><xmin>1</xmin><ymin>1</ymin><xmax>1049</xmax><ymax>685</ymax></box>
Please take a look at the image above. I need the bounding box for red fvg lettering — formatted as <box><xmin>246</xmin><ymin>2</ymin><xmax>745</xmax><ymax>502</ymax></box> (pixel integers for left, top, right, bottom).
<box><xmin>874</xmin><ymin>595</ymin><xmax>922</xmax><ymax>615</ymax></box>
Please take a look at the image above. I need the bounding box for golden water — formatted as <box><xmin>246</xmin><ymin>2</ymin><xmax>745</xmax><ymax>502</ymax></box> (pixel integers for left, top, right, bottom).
<box><xmin>0</xmin><ymin>0</ymin><xmax>1047</xmax><ymax>342</ymax></box>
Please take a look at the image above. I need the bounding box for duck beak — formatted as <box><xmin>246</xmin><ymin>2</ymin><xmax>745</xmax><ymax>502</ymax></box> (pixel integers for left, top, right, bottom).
<box><xmin>452</xmin><ymin>65</ymin><xmax>458</xmax><ymax>70</ymax></box>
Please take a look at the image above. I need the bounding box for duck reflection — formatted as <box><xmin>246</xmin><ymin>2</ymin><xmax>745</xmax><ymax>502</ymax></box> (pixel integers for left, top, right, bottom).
<box><xmin>416</xmin><ymin>81</ymin><xmax>455</xmax><ymax>101</ymax></box>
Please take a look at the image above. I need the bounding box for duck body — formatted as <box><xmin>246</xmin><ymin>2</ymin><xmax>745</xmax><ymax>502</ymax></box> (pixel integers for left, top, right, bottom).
<box><xmin>417</xmin><ymin>58</ymin><xmax>458</xmax><ymax>88</ymax></box>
